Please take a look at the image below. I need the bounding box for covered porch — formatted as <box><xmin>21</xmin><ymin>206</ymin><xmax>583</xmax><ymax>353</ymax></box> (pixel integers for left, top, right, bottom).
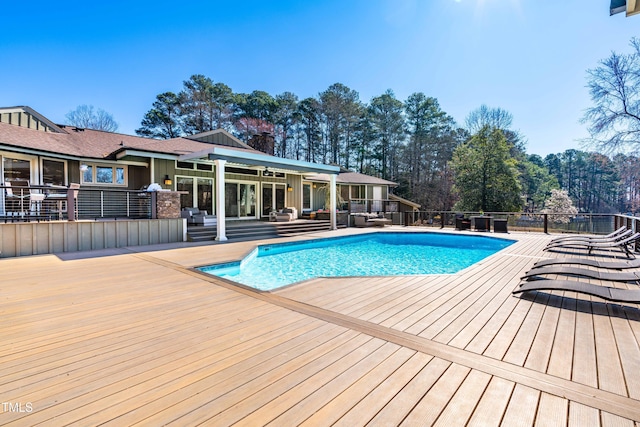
<box><xmin>179</xmin><ymin>146</ymin><xmax>340</xmax><ymax>241</ymax></box>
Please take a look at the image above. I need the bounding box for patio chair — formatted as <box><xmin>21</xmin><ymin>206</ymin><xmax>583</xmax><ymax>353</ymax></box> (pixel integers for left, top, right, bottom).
<box><xmin>531</xmin><ymin>256</ymin><xmax>640</xmax><ymax>270</ymax></box>
<box><xmin>545</xmin><ymin>228</ymin><xmax>632</xmax><ymax>249</ymax></box>
<box><xmin>521</xmin><ymin>265</ymin><xmax>640</xmax><ymax>284</ymax></box>
<box><xmin>548</xmin><ymin>226</ymin><xmax>627</xmax><ymax>243</ymax></box>
<box><xmin>455</xmin><ymin>214</ymin><xmax>471</xmax><ymax>231</ymax></box>
<box><xmin>4</xmin><ymin>181</ymin><xmax>29</xmax><ymax>216</ymax></box>
<box><xmin>513</xmin><ymin>279</ymin><xmax>640</xmax><ymax>304</ymax></box>
<box><xmin>543</xmin><ymin>232</ymin><xmax>639</xmax><ymax>257</ymax></box>
<box><xmin>29</xmin><ymin>191</ymin><xmax>46</xmax><ymax>218</ymax></box>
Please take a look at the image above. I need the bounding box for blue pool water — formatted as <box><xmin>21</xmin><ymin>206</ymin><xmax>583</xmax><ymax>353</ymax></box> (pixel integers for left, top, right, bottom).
<box><xmin>199</xmin><ymin>232</ymin><xmax>514</xmax><ymax>291</ymax></box>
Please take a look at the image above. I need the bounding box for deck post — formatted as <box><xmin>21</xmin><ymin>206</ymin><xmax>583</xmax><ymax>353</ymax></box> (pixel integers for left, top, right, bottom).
<box><xmin>330</xmin><ymin>174</ymin><xmax>337</xmax><ymax>230</ymax></box>
<box><xmin>214</xmin><ymin>159</ymin><xmax>227</xmax><ymax>241</ymax></box>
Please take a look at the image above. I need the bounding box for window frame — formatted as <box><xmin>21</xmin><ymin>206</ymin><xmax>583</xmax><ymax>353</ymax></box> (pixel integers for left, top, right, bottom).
<box><xmin>40</xmin><ymin>157</ymin><xmax>68</xmax><ymax>186</ymax></box>
<box><xmin>80</xmin><ymin>163</ymin><xmax>128</xmax><ymax>186</ymax></box>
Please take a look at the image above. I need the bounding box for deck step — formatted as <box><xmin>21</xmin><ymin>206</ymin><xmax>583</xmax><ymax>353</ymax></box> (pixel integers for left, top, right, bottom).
<box><xmin>187</xmin><ymin>220</ymin><xmax>336</xmax><ymax>242</ymax></box>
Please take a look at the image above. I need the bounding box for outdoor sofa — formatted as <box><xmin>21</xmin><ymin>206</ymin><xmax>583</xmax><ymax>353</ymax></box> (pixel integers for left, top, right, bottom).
<box><xmin>269</xmin><ymin>207</ymin><xmax>298</xmax><ymax>222</ymax></box>
<box><xmin>181</xmin><ymin>207</ymin><xmax>216</xmax><ymax>226</ymax></box>
<box><xmin>352</xmin><ymin>212</ymin><xmax>392</xmax><ymax>228</ymax></box>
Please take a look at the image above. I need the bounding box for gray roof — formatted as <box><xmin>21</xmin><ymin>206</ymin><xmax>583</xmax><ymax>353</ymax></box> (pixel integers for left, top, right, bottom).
<box><xmin>305</xmin><ymin>171</ymin><xmax>397</xmax><ymax>186</ymax></box>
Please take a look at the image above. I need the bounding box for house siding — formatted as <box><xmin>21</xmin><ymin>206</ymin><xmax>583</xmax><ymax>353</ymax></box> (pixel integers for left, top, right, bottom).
<box><xmin>0</xmin><ymin>110</ymin><xmax>57</xmax><ymax>133</ymax></box>
<box><xmin>0</xmin><ymin>218</ymin><xmax>185</xmax><ymax>258</ymax></box>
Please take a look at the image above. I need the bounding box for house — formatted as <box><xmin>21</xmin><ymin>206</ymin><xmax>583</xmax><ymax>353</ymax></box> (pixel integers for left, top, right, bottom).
<box><xmin>0</xmin><ymin>106</ymin><xmax>347</xmax><ymax>241</ymax></box>
<box><xmin>303</xmin><ymin>169</ymin><xmax>420</xmax><ymax>214</ymax></box>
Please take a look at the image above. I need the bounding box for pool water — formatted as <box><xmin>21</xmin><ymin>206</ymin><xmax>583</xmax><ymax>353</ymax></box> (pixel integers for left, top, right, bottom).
<box><xmin>198</xmin><ymin>232</ymin><xmax>514</xmax><ymax>291</ymax></box>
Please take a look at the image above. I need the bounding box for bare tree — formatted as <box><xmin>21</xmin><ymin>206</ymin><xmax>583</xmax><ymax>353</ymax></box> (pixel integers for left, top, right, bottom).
<box><xmin>465</xmin><ymin>104</ymin><xmax>513</xmax><ymax>133</ymax></box>
<box><xmin>65</xmin><ymin>105</ymin><xmax>119</xmax><ymax>132</ymax></box>
<box><xmin>582</xmin><ymin>37</ymin><xmax>640</xmax><ymax>153</ymax></box>
<box><xmin>465</xmin><ymin>104</ymin><xmax>525</xmax><ymax>154</ymax></box>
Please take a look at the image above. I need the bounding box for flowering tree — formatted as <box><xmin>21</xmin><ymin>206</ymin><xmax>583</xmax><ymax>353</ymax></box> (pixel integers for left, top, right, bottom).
<box><xmin>541</xmin><ymin>189</ymin><xmax>578</xmax><ymax>223</ymax></box>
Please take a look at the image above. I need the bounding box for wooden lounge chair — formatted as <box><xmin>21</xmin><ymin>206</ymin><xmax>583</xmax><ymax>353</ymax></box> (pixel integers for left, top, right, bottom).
<box><xmin>543</xmin><ymin>232</ymin><xmax>640</xmax><ymax>258</ymax></box>
<box><xmin>548</xmin><ymin>226</ymin><xmax>627</xmax><ymax>243</ymax></box>
<box><xmin>545</xmin><ymin>229</ymin><xmax>632</xmax><ymax>249</ymax></box>
<box><xmin>532</xmin><ymin>257</ymin><xmax>640</xmax><ymax>270</ymax></box>
<box><xmin>521</xmin><ymin>265</ymin><xmax>640</xmax><ymax>284</ymax></box>
<box><xmin>513</xmin><ymin>280</ymin><xmax>640</xmax><ymax>304</ymax></box>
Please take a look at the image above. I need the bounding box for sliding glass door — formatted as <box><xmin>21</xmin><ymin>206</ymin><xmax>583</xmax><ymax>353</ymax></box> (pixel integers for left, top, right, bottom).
<box><xmin>225</xmin><ymin>182</ymin><xmax>257</xmax><ymax>219</ymax></box>
<box><xmin>176</xmin><ymin>176</ymin><xmax>213</xmax><ymax>214</ymax></box>
<box><xmin>261</xmin><ymin>183</ymin><xmax>286</xmax><ymax>217</ymax></box>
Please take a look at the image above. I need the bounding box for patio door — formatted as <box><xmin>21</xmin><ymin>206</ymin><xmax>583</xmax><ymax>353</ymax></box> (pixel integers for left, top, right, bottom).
<box><xmin>176</xmin><ymin>176</ymin><xmax>214</xmax><ymax>214</ymax></box>
<box><xmin>261</xmin><ymin>183</ymin><xmax>286</xmax><ymax>217</ymax></box>
<box><xmin>372</xmin><ymin>186</ymin><xmax>383</xmax><ymax>212</ymax></box>
<box><xmin>225</xmin><ymin>182</ymin><xmax>256</xmax><ymax>219</ymax></box>
<box><xmin>2</xmin><ymin>154</ymin><xmax>36</xmax><ymax>215</ymax></box>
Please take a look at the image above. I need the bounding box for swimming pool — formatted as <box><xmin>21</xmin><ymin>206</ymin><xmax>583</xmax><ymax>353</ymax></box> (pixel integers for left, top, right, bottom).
<box><xmin>198</xmin><ymin>232</ymin><xmax>515</xmax><ymax>291</ymax></box>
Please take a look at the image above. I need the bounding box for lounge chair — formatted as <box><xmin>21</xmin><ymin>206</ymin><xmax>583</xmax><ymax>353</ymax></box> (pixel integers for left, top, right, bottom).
<box><xmin>543</xmin><ymin>232</ymin><xmax>640</xmax><ymax>258</ymax></box>
<box><xmin>545</xmin><ymin>228</ymin><xmax>632</xmax><ymax>249</ymax></box>
<box><xmin>532</xmin><ymin>257</ymin><xmax>640</xmax><ymax>270</ymax></box>
<box><xmin>521</xmin><ymin>265</ymin><xmax>640</xmax><ymax>284</ymax></box>
<box><xmin>513</xmin><ymin>280</ymin><xmax>640</xmax><ymax>304</ymax></box>
<box><xmin>548</xmin><ymin>226</ymin><xmax>627</xmax><ymax>243</ymax></box>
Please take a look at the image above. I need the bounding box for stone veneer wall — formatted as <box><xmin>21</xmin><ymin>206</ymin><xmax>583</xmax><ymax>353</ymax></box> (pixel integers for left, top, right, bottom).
<box><xmin>155</xmin><ymin>191</ymin><xmax>181</xmax><ymax>219</ymax></box>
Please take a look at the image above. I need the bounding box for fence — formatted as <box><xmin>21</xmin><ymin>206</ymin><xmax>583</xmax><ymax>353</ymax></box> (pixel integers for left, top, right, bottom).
<box><xmin>402</xmin><ymin>211</ymin><xmax>624</xmax><ymax>234</ymax></box>
<box><xmin>338</xmin><ymin>200</ymin><xmax>638</xmax><ymax>234</ymax></box>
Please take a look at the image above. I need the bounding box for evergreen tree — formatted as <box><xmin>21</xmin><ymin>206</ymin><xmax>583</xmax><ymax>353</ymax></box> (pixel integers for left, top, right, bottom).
<box><xmin>319</xmin><ymin>83</ymin><xmax>361</xmax><ymax>165</ymax></box>
<box><xmin>136</xmin><ymin>92</ymin><xmax>183</xmax><ymax>139</ymax></box>
<box><xmin>451</xmin><ymin>126</ymin><xmax>522</xmax><ymax>212</ymax></box>
<box><xmin>368</xmin><ymin>90</ymin><xmax>405</xmax><ymax>180</ymax></box>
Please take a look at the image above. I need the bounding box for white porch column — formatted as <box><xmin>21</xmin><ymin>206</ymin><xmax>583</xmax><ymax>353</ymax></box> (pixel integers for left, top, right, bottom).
<box><xmin>214</xmin><ymin>159</ymin><xmax>227</xmax><ymax>241</ymax></box>
<box><xmin>330</xmin><ymin>173</ymin><xmax>337</xmax><ymax>230</ymax></box>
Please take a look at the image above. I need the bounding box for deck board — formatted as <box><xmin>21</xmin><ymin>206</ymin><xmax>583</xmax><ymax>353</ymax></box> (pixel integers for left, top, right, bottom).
<box><xmin>1</xmin><ymin>228</ymin><xmax>639</xmax><ymax>425</ymax></box>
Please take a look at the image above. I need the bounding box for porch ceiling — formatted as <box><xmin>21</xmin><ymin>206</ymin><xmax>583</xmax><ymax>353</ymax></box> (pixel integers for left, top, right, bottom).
<box><xmin>611</xmin><ymin>0</ymin><xmax>640</xmax><ymax>16</ymax></box>
<box><xmin>179</xmin><ymin>146</ymin><xmax>340</xmax><ymax>175</ymax></box>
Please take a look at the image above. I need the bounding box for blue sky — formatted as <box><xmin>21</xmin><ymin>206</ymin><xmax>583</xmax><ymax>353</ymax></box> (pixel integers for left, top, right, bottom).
<box><xmin>1</xmin><ymin>0</ymin><xmax>637</xmax><ymax>156</ymax></box>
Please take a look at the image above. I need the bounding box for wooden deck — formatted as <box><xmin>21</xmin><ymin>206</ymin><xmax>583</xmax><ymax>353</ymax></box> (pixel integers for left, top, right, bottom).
<box><xmin>1</xmin><ymin>228</ymin><xmax>639</xmax><ymax>426</ymax></box>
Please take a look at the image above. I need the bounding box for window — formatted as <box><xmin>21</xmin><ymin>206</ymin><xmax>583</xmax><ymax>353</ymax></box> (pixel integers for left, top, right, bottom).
<box><xmin>351</xmin><ymin>185</ymin><xmax>364</xmax><ymax>199</ymax></box>
<box><xmin>196</xmin><ymin>163</ymin><xmax>213</xmax><ymax>172</ymax></box>
<box><xmin>96</xmin><ymin>166</ymin><xmax>113</xmax><ymax>183</ymax></box>
<box><xmin>176</xmin><ymin>161</ymin><xmax>195</xmax><ymax>170</ymax></box>
<box><xmin>176</xmin><ymin>161</ymin><xmax>212</xmax><ymax>172</ymax></box>
<box><xmin>302</xmin><ymin>183</ymin><xmax>312</xmax><ymax>210</ymax></box>
<box><xmin>262</xmin><ymin>170</ymin><xmax>285</xmax><ymax>178</ymax></box>
<box><xmin>42</xmin><ymin>159</ymin><xmax>66</xmax><ymax>186</ymax></box>
<box><xmin>3</xmin><ymin>157</ymin><xmax>31</xmax><ymax>182</ymax></box>
<box><xmin>226</xmin><ymin>166</ymin><xmax>258</xmax><ymax>176</ymax></box>
<box><xmin>81</xmin><ymin>163</ymin><xmax>126</xmax><ymax>185</ymax></box>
